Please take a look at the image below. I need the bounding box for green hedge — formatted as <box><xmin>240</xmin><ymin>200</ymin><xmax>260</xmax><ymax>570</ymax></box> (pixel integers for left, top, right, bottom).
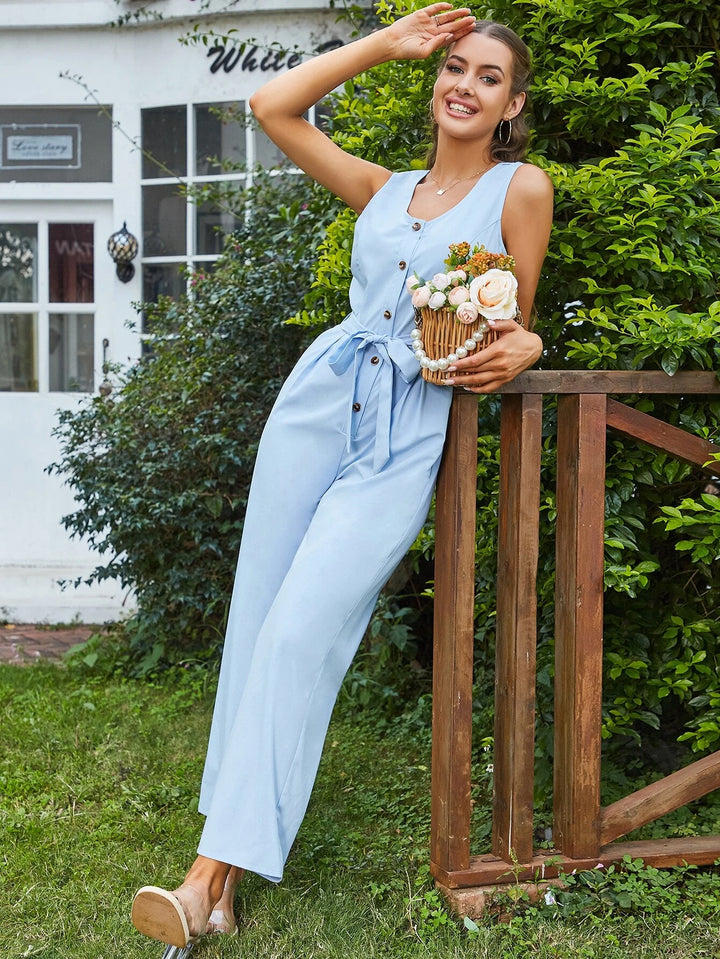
<box><xmin>50</xmin><ymin>174</ymin><xmax>337</xmax><ymax>670</ymax></box>
<box><xmin>300</xmin><ymin>0</ymin><xmax>720</xmax><ymax>766</ymax></box>
<box><xmin>53</xmin><ymin>0</ymin><xmax>720</xmax><ymax>769</ymax></box>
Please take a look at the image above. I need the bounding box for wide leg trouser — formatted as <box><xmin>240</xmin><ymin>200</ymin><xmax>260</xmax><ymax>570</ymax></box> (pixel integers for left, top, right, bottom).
<box><xmin>197</xmin><ymin>325</ymin><xmax>451</xmax><ymax>881</ymax></box>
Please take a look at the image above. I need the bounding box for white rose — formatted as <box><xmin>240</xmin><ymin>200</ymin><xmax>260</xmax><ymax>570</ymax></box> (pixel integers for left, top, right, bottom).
<box><xmin>469</xmin><ymin>269</ymin><xmax>518</xmax><ymax>320</ymax></box>
<box><xmin>431</xmin><ymin>272</ymin><xmax>451</xmax><ymax>291</ymax></box>
<box><xmin>411</xmin><ymin>285</ymin><xmax>432</xmax><ymax>308</ymax></box>
<box><xmin>428</xmin><ymin>290</ymin><xmax>447</xmax><ymax>309</ymax></box>
<box><xmin>447</xmin><ymin>269</ymin><xmax>467</xmax><ymax>285</ymax></box>
<box><xmin>456</xmin><ymin>301</ymin><xmax>479</xmax><ymax>324</ymax></box>
<box><xmin>448</xmin><ymin>285</ymin><xmax>470</xmax><ymax>307</ymax></box>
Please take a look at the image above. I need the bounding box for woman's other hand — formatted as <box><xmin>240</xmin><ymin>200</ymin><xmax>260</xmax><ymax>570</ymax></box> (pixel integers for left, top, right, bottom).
<box><xmin>442</xmin><ymin>320</ymin><xmax>543</xmax><ymax>393</ymax></box>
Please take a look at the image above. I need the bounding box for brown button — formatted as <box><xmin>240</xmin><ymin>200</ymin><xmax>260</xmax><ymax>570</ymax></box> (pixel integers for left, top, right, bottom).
<box><xmin>383</xmin><ymin>310</ymin><xmax>391</xmax><ymax>319</ymax></box>
<box><xmin>352</xmin><ymin>402</ymin><xmax>361</xmax><ymax>412</ymax></box>
<box><xmin>398</xmin><ymin>260</ymin><xmax>407</xmax><ymax>269</ymax></box>
<box><xmin>370</xmin><ymin>356</ymin><xmax>380</xmax><ymax>365</ymax></box>
<box><xmin>412</xmin><ymin>222</ymin><xmax>422</xmax><ymax>231</ymax></box>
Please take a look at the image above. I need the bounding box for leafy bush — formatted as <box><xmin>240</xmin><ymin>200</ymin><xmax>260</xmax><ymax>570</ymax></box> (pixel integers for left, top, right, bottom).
<box><xmin>50</xmin><ymin>173</ymin><xmax>336</xmax><ymax>670</ymax></box>
<box><xmin>54</xmin><ymin>0</ymin><xmax>720</xmax><ymax>773</ymax></box>
<box><xmin>299</xmin><ymin>0</ymin><xmax>720</xmax><ymax>769</ymax></box>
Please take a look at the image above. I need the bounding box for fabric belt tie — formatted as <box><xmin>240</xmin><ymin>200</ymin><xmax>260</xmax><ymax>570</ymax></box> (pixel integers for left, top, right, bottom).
<box><xmin>327</xmin><ymin>315</ymin><xmax>420</xmax><ymax>473</ymax></box>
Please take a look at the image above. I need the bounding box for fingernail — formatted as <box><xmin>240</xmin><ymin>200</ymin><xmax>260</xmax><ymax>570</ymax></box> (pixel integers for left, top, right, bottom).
<box><xmin>447</xmin><ymin>365</ymin><xmax>457</xmax><ymax>371</ymax></box>
<box><xmin>487</xmin><ymin>319</ymin><xmax>496</xmax><ymax>326</ymax></box>
<box><xmin>442</xmin><ymin>378</ymin><xmax>455</xmax><ymax>385</ymax></box>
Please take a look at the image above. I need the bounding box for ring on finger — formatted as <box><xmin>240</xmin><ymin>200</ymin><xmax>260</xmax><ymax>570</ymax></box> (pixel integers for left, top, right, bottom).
<box><xmin>434</xmin><ymin>14</ymin><xmax>441</xmax><ymax>26</ymax></box>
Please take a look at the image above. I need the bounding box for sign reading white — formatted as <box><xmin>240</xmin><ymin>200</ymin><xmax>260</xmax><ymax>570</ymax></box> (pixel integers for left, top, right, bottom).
<box><xmin>7</xmin><ymin>135</ymin><xmax>74</xmax><ymax>162</ymax></box>
<box><xmin>0</xmin><ymin>124</ymin><xmax>81</xmax><ymax>169</ymax></box>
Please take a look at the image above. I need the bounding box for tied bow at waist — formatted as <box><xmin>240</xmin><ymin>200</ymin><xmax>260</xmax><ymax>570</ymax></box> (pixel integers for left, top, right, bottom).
<box><xmin>327</xmin><ymin>315</ymin><xmax>420</xmax><ymax>473</ymax></box>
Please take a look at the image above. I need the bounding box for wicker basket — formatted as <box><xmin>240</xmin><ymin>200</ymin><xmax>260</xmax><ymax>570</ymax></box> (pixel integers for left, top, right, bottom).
<box><xmin>416</xmin><ymin>306</ymin><xmax>499</xmax><ymax>385</ymax></box>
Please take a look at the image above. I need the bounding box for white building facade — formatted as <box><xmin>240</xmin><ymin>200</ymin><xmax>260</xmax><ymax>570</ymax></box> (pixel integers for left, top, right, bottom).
<box><xmin>0</xmin><ymin>0</ymin><xmax>348</xmax><ymax>622</ymax></box>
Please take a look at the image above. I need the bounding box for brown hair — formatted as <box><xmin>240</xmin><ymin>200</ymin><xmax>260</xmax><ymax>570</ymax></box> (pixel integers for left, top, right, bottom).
<box><xmin>426</xmin><ymin>20</ymin><xmax>533</xmax><ymax>168</ymax></box>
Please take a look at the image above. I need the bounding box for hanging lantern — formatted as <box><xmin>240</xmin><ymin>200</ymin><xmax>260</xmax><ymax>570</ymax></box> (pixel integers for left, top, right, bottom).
<box><xmin>107</xmin><ymin>222</ymin><xmax>139</xmax><ymax>282</ymax></box>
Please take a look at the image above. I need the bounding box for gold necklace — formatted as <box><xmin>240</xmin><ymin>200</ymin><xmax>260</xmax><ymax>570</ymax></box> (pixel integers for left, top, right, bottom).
<box><xmin>427</xmin><ymin>166</ymin><xmax>491</xmax><ymax>196</ymax></box>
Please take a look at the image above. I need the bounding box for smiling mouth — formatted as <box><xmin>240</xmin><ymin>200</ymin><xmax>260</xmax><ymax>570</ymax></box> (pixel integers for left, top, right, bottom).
<box><xmin>446</xmin><ymin>101</ymin><xmax>477</xmax><ymax>116</ymax></box>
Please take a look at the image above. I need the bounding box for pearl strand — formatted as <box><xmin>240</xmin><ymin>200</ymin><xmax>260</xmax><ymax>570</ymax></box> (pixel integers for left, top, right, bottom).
<box><xmin>410</xmin><ymin>324</ymin><xmax>489</xmax><ymax>373</ymax></box>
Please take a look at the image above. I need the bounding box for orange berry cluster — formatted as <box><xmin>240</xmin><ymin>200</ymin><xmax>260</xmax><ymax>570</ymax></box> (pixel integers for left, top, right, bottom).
<box><xmin>444</xmin><ymin>242</ymin><xmax>515</xmax><ymax>277</ymax></box>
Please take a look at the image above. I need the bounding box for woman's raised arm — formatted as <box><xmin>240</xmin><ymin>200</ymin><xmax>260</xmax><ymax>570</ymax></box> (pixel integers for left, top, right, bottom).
<box><xmin>249</xmin><ymin>3</ymin><xmax>475</xmax><ymax>213</ymax></box>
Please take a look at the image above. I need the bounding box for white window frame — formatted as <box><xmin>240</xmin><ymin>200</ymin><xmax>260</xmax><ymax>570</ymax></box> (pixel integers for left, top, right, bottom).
<box><xmin>140</xmin><ymin>100</ymin><xmax>314</xmax><ymax>303</ymax></box>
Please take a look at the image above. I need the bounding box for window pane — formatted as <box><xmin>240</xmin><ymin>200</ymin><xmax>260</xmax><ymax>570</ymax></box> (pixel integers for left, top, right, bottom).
<box><xmin>143</xmin><ymin>184</ymin><xmax>186</xmax><ymax>256</ymax></box>
<box><xmin>196</xmin><ymin>188</ymin><xmax>243</xmax><ymax>256</ymax></box>
<box><xmin>195</xmin><ymin>102</ymin><xmax>246</xmax><ymax>176</ymax></box>
<box><xmin>49</xmin><ymin>223</ymin><xmax>94</xmax><ymax>303</ymax></box>
<box><xmin>142</xmin><ymin>106</ymin><xmax>187</xmax><ymax>178</ymax></box>
<box><xmin>142</xmin><ymin>262</ymin><xmax>186</xmax><ymax>303</ymax></box>
<box><xmin>49</xmin><ymin>313</ymin><xmax>94</xmax><ymax>392</ymax></box>
<box><xmin>0</xmin><ymin>312</ymin><xmax>37</xmax><ymax>391</ymax></box>
<box><xmin>0</xmin><ymin>106</ymin><xmax>112</xmax><ymax>183</ymax></box>
<box><xmin>0</xmin><ymin>224</ymin><xmax>38</xmax><ymax>302</ymax></box>
<box><xmin>254</xmin><ymin>125</ymin><xmax>288</xmax><ymax>168</ymax></box>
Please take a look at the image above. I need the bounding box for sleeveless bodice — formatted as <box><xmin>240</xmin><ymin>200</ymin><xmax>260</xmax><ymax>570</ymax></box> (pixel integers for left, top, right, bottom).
<box><xmin>348</xmin><ymin>163</ymin><xmax>521</xmax><ymax>340</ymax></box>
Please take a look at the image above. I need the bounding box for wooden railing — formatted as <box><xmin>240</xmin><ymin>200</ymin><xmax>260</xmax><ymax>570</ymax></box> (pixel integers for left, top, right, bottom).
<box><xmin>431</xmin><ymin>371</ymin><xmax>720</xmax><ymax>901</ymax></box>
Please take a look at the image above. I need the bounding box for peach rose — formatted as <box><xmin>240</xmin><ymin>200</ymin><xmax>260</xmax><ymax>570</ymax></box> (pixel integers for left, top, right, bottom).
<box><xmin>456</xmin><ymin>301</ymin><xmax>479</xmax><ymax>324</ymax></box>
<box><xmin>411</xmin><ymin>285</ymin><xmax>432</xmax><ymax>308</ymax></box>
<box><xmin>469</xmin><ymin>269</ymin><xmax>518</xmax><ymax>320</ymax></box>
<box><xmin>406</xmin><ymin>273</ymin><xmax>422</xmax><ymax>294</ymax></box>
<box><xmin>447</xmin><ymin>285</ymin><xmax>470</xmax><ymax>306</ymax></box>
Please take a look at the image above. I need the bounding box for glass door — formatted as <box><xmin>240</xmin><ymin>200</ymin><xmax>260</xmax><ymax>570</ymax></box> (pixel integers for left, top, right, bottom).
<box><xmin>48</xmin><ymin>223</ymin><xmax>95</xmax><ymax>392</ymax></box>
<box><xmin>0</xmin><ymin>205</ymin><xmax>112</xmax><ymax>394</ymax></box>
<box><xmin>0</xmin><ymin>223</ymin><xmax>38</xmax><ymax>391</ymax></box>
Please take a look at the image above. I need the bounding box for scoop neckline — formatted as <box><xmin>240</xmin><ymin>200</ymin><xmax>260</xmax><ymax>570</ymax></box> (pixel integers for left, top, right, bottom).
<box><xmin>404</xmin><ymin>163</ymin><xmax>502</xmax><ymax>224</ymax></box>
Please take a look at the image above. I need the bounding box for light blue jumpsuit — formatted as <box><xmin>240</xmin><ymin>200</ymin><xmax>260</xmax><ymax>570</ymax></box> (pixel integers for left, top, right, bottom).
<box><xmin>197</xmin><ymin>162</ymin><xmax>521</xmax><ymax>881</ymax></box>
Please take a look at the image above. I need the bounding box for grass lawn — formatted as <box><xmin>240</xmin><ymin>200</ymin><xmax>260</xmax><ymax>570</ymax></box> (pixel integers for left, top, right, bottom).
<box><xmin>2</xmin><ymin>661</ymin><xmax>720</xmax><ymax>959</ymax></box>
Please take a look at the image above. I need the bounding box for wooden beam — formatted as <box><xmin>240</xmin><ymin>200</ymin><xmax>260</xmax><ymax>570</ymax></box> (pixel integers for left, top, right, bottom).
<box><xmin>492</xmin><ymin>394</ymin><xmax>543</xmax><ymax>864</ymax></box>
<box><xmin>606</xmin><ymin>398</ymin><xmax>720</xmax><ymax>472</ymax></box>
<box><xmin>553</xmin><ymin>394</ymin><xmax>606</xmax><ymax>859</ymax></box>
<box><xmin>432</xmin><ymin>835</ymin><xmax>720</xmax><ymax>888</ymax></box>
<box><xmin>601</xmin><ymin>750</ymin><xmax>720</xmax><ymax>845</ymax></box>
<box><xmin>496</xmin><ymin>370</ymin><xmax>720</xmax><ymax>395</ymax></box>
<box><xmin>431</xmin><ymin>391</ymin><xmax>479</xmax><ymax>873</ymax></box>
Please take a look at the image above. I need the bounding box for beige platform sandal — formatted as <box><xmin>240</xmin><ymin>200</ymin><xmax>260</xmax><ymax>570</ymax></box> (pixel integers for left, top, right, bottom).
<box><xmin>205</xmin><ymin>907</ymin><xmax>238</xmax><ymax>936</ymax></box>
<box><xmin>131</xmin><ymin>885</ymin><xmax>198</xmax><ymax>958</ymax></box>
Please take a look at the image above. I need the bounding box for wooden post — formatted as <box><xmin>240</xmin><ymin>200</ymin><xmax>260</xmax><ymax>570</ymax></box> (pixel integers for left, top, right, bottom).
<box><xmin>431</xmin><ymin>391</ymin><xmax>479</xmax><ymax>873</ymax></box>
<box><xmin>553</xmin><ymin>393</ymin><xmax>607</xmax><ymax>859</ymax></box>
<box><xmin>492</xmin><ymin>393</ymin><xmax>543</xmax><ymax>864</ymax></box>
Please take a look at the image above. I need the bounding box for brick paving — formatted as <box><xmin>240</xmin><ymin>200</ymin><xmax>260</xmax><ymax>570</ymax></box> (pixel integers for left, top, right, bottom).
<box><xmin>0</xmin><ymin>623</ymin><xmax>101</xmax><ymax>665</ymax></box>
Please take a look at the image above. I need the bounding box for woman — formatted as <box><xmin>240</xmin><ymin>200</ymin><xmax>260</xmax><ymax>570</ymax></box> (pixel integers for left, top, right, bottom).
<box><xmin>131</xmin><ymin>3</ymin><xmax>553</xmax><ymax>950</ymax></box>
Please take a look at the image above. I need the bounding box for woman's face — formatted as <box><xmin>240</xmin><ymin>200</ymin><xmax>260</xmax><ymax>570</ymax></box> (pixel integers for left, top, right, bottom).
<box><xmin>432</xmin><ymin>32</ymin><xmax>525</xmax><ymax>145</ymax></box>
